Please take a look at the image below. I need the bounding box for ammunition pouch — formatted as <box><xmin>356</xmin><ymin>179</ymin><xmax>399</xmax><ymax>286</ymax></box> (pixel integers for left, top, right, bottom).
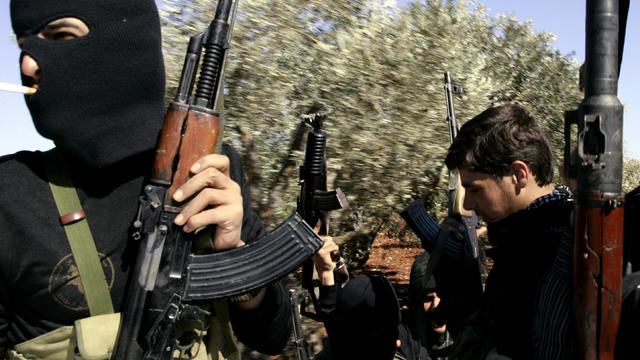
<box><xmin>7</xmin><ymin>313</ymin><xmax>121</xmax><ymax>360</ymax></box>
<box><xmin>7</xmin><ymin>311</ymin><xmax>234</xmax><ymax>360</ymax></box>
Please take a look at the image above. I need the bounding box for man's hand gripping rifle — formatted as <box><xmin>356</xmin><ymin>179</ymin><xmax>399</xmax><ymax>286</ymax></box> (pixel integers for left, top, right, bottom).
<box><xmin>113</xmin><ymin>1</ymin><xmax>323</xmax><ymax>358</ymax></box>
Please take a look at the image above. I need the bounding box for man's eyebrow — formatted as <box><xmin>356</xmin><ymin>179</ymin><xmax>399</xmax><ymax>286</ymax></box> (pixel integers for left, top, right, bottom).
<box><xmin>42</xmin><ymin>21</ymin><xmax>83</xmax><ymax>31</ymax></box>
<box><xmin>17</xmin><ymin>20</ymin><xmax>84</xmax><ymax>46</ymax></box>
<box><xmin>461</xmin><ymin>181</ymin><xmax>476</xmax><ymax>189</ymax></box>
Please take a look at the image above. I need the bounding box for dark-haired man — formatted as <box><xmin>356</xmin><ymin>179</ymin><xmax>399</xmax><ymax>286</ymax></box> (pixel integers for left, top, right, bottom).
<box><xmin>444</xmin><ymin>104</ymin><xmax>576</xmax><ymax>359</ymax></box>
<box><xmin>0</xmin><ymin>1</ymin><xmax>291</xmax><ymax>358</ymax></box>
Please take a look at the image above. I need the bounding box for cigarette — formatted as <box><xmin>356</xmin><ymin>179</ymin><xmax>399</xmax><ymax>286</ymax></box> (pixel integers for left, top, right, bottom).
<box><xmin>0</xmin><ymin>82</ymin><xmax>37</xmax><ymax>95</ymax></box>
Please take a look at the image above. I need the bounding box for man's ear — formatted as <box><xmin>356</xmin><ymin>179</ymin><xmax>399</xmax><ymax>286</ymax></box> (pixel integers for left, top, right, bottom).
<box><xmin>510</xmin><ymin>160</ymin><xmax>530</xmax><ymax>189</ymax></box>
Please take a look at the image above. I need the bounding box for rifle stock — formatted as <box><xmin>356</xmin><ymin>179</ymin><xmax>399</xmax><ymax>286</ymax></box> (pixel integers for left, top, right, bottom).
<box><xmin>113</xmin><ymin>1</ymin><xmax>323</xmax><ymax>358</ymax></box>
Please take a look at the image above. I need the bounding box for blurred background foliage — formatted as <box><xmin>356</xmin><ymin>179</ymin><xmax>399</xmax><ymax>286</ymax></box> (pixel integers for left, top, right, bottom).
<box><xmin>159</xmin><ymin>0</ymin><xmax>634</xmax><ymax>268</ymax></box>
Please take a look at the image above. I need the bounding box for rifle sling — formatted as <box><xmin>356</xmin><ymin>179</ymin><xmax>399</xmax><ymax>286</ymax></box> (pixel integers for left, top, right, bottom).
<box><xmin>417</xmin><ymin>226</ymin><xmax>449</xmax><ymax>346</ymax></box>
<box><xmin>42</xmin><ymin>149</ymin><xmax>115</xmax><ymax>316</ymax></box>
<box><xmin>423</xmin><ymin>226</ymin><xmax>449</xmax><ymax>292</ymax></box>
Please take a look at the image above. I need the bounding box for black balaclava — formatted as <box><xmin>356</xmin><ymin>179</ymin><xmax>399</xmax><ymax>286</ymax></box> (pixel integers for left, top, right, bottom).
<box><xmin>409</xmin><ymin>251</ymin><xmax>437</xmax><ymax>307</ymax></box>
<box><xmin>327</xmin><ymin>275</ymin><xmax>401</xmax><ymax>360</ymax></box>
<box><xmin>410</xmin><ymin>251</ymin><xmax>448</xmax><ymax>345</ymax></box>
<box><xmin>10</xmin><ymin>0</ymin><xmax>165</xmax><ymax>168</ymax></box>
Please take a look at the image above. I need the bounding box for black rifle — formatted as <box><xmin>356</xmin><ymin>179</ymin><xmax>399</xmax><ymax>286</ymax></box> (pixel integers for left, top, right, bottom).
<box><xmin>113</xmin><ymin>1</ymin><xmax>323</xmax><ymax>358</ymax></box>
<box><xmin>297</xmin><ymin>113</ymin><xmax>349</xmax><ymax>321</ymax></box>
<box><xmin>400</xmin><ymin>72</ymin><xmax>482</xmax><ymax>335</ymax></box>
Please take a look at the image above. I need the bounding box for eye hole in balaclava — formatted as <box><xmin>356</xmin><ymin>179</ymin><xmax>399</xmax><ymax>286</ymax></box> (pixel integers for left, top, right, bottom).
<box><xmin>32</xmin><ymin>17</ymin><xmax>90</xmax><ymax>43</ymax></box>
<box><xmin>18</xmin><ymin>17</ymin><xmax>90</xmax><ymax>89</ymax></box>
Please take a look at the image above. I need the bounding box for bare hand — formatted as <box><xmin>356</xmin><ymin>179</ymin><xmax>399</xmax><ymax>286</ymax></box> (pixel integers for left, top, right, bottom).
<box><xmin>312</xmin><ymin>222</ymin><xmax>339</xmax><ymax>286</ymax></box>
<box><xmin>476</xmin><ymin>225</ymin><xmax>487</xmax><ymax>239</ymax></box>
<box><xmin>172</xmin><ymin>154</ymin><xmax>244</xmax><ymax>251</ymax></box>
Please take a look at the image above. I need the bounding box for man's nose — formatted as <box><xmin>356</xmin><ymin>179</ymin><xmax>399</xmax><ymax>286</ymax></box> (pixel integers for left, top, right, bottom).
<box><xmin>21</xmin><ymin>54</ymin><xmax>40</xmax><ymax>82</ymax></box>
<box><xmin>463</xmin><ymin>195</ymin><xmax>473</xmax><ymax>211</ymax></box>
<box><xmin>432</xmin><ymin>295</ymin><xmax>441</xmax><ymax>308</ymax></box>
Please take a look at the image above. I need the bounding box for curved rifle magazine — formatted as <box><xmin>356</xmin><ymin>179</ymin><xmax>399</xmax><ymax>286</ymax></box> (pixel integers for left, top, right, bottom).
<box><xmin>185</xmin><ymin>212</ymin><xmax>323</xmax><ymax>300</ymax></box>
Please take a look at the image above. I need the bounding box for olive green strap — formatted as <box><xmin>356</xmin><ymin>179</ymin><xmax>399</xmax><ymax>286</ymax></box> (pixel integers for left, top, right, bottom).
<box><xmin>42</xmin><ymin>149</ymin><xmax>114</xmax><ymax>316</ymax></box>
<box><xmin>206</xmin><ymin>301</ymin><xmax>240</xmax><ymax>360</ymax></box>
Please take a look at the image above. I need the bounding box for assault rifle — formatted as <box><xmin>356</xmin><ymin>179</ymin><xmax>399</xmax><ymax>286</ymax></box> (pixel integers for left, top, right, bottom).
<box><xmin>400</xmin><ymin>72</ymin><xmax>483</xmax><ymax>335</ymax></box>
<box><xmin>564</xmin><ymin>0</ymin><xmax>627</xmax><ymax>358</ymax></box>
<box><xmin>113</xmin><ymin>1</ymin><xmax>323</xmax><ymax>358</ymax></box>
<box><xmin>297</xmin><ymin>114</ymin><xmax>349</xmax><ymax>321</ymax></box>
<box><xmin>401</xmin><ymin>73</ymin><xmax>480</xmax><ymax>264</ymax></box>
<box><xmin>443</xmin><ymin>72</ymin><xmax>480</xmax><ymax>255</ymax></box>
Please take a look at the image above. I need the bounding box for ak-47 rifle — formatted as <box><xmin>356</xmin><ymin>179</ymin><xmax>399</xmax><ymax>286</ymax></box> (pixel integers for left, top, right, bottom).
<box><xmin>402</xmin><ymin>73</ymin><xmax>480</xmax><ymax>258</ymax></box>
<box><xmin>564</xmin><ymin>0</ymin><xmax>627</xmax><ymax>358</ymax></box>
<box><xmin>297</xmin><ymin>114</ymin><xmax>349</xmax><ymax>321</ymax></box>
<box><xmin>113</xmin><ymin>1</ymin><xmax>323</xmax><ymax>358</ymax></box>
<box><xmin>400</xmin><ymin>72</ymin><xmax>483</xmax><ymax>335</ymax></box>
<box><xmin>443</xmin><ymin>72</ymin><xmax>480</xmax><ymax>258</ymax></box>
<box><xmin>285</xmin><ymin>113</ymin><xmax>348</xmax><ymax>360</ymax></box>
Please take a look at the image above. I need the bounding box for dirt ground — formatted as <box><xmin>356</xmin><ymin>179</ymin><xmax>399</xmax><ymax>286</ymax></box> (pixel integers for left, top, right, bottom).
<box><xmin>352</xmin><ymin>233</ymin><xmax>425</xmax><ymax>309</ymax></box>
<box><xmin>241</xmin><ymin>232</ymin><xmax>424</xmax><ymax>359</ymax></box>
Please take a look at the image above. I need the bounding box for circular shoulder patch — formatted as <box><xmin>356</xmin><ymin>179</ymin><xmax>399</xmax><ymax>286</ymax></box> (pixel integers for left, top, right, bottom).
<box><xmin>48</xmin><ymin>252</ymin><xmax>115</xmax><ymax>311</ymax></box>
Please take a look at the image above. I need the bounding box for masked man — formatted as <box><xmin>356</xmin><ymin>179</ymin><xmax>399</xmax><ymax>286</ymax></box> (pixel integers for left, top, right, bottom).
<box><xmin>395</xmin><ymin>251</ymin><xmax>454</xmax><ymax>360</ymax></box>
<box><xmin>0</xmin><ymin>1</ymin><xmax>291</xmax><ymax>358</ymax></box>
<box><xmin>312</xmin><ymin>241</ymin><xmax>452</xmax><ymax>360</ymax></box>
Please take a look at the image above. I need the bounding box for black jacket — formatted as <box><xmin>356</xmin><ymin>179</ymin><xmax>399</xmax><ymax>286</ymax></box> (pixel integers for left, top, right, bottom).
<box><xmin>317</xmin><ymin>277</ymin><xmax>453</xmax><ymax>360</ymax></box>
<box><xmin>0</xmin><ymin>144</ymin><xmax>291</xmax><ymax>356</ymax></box>
<box><xmin>482</xmin><ymin>190</ymin><xmax>574</xmax><ymax>359</ymax></box>
<box><xmin>396</xmin><ymin>308</ymin><xmax>454</xmax><ymax>360</ymax></box>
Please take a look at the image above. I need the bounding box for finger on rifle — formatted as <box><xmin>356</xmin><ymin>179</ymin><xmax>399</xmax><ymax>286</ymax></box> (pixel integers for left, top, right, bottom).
<box><xmin>476</xmin><ymin>226</ymin><xmax>488</xmax><ymax>239</ymax></box>
<box><xmin>314</xmin><ymin>238</ymin><xmax>338</xmax><ymax>271</ymax></box>
<box><xmin>183</xmin><ymin>205</ymin><xmax>244</xmax><ymax>250</ymax></box>
<box><xmin>330</xmin><ymin>250</ymin><xmax>341</xmax><ymax>262</ymax></box>
<box><xmin>173</xmin><ymin>166</ymin><xmax>240</xmax><ymax>203</ymax></box>
<box><xmin>190</xmin><ymin>154</ymin><xmax>231</xmax><ymax>177</ymax></box>
<box><xmin>174</xmin><ymin>188</ymin><xmax>242</xmax><ymax>230</ymax></box>
<box><xmin>323</xmin><ymin>238</ymin><xmax>338</xmax><ymax>253</ymax></box>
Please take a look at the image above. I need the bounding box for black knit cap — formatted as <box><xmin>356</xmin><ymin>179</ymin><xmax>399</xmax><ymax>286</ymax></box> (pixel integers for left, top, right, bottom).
<box><xmin>10</xmin><ymin>0</ymin><xmax>165</xmax><ymax>168</ymax></box>
<box><xmin>409</xmin><ymin>251</ymin><xmax>438</xmax><ymax>306</ymax></box>
<box><xmin>327</xmin><ymin>275</ymin><xmax>401</xmax><ymax>360</ymax></box>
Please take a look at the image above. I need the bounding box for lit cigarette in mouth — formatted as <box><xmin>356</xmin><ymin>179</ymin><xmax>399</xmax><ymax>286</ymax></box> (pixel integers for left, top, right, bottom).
<box><xmin>0</xmin><ymin>82</ymin><xmax>37</xmax><ymax>95</ymax></box>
